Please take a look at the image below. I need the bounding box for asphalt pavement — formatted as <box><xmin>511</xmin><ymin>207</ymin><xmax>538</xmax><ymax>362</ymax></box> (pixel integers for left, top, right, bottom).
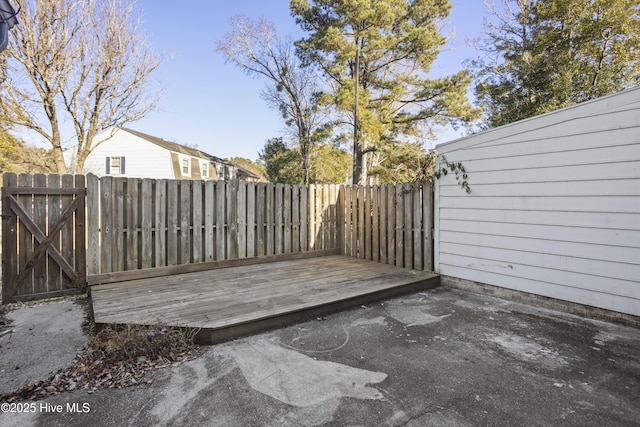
<box><xmin>1</xmin><ymin>286</ymin><xmax>639</xmax><ymax>426</ymax></box>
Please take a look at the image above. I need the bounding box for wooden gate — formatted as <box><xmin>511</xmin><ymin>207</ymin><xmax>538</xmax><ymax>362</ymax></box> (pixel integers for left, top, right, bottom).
<box><xmin>2</xmin><ymin>173</ymin><xmax>86</xmax><ymax>303</ymax></box>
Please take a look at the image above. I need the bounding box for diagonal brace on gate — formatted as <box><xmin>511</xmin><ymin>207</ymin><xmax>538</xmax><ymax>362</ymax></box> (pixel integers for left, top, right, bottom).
<box><xmin>7</xmin><ymin>193</ymin><xmax>82</xmax><ymax>288</ymax></box>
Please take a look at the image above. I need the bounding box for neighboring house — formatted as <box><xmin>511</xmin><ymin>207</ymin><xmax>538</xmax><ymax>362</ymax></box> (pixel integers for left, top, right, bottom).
<box><xmin>69</xmin><ymin>127</ymin><xmax>260</xmax><ymax>181</ymax></box>
<box><xmin>434</xmin><ymin>86</ymin><xmax>640</xmax><ymax>317</ymax></box>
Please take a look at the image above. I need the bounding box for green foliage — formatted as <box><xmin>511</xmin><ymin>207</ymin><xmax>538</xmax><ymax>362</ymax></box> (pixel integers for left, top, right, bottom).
<box><xmin>312</xmin><ymin>143</ymin><xmax>351</xmax><ymax>184</ymax></box>
<box><xmin>0</xmin><ymin>127</ymin><xmax>23</xmax><ymax>172</ymax></box>
<box><xmin>473</xmin><ymin>0</ymin><xmax>640</xmax><ymax>127</ymax></box>
<box><xmin>291</xmin><ymin>0</ymin><xmax>481</xmax><ymax>184</ymax></box>
<box><xmin>0</xmin><ymin>126</ymin><xmax>56</xmax><ymax>174</ymax></box>
<box><xmin>369</xmin><ymin>140</ymin><xmax>429</xmax><ymax>184</ymax></box>
<box><xmin>259</xmin><ymin>137</ymin><xmax>306</xmax><ymax>184</ymax></box>
<box><xmin>259</xmin><ymin>137</ymin><xmax>351</xmax><ymax>184</ymax></box>
<box><xmin>433</xmin><ymin>154</ymin><xmax>471</xmax><ymax>194</ymax></box>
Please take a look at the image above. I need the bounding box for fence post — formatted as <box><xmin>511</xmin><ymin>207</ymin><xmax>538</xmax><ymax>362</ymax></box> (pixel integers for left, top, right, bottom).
<box><xmin>423</xmin><ymin>182</ymin><xmax>434</xmax><ymax>271</ymax></box>
<box><xmin>337</xmin><ymin>185</ymin><xmax>345</xmax><ymax>255</ymax></box>
<box><xmin>74</xmin><ymin>175</ymin><xmax>87</xmax><ymax>285</ymax></box>
<box><xmin>86</xmin><ymin>174</ymin><xmax>100</xmax><ymax>276</ymax></box>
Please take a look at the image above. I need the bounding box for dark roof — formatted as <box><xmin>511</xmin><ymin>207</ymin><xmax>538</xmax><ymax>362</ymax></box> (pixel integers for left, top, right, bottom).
<box><xmin>120</xmin><ymin>127</ymin><xmax>259</xmax><ymax>179</ymax></box>
<box><xmin>121</xmin><ymin>127</ymin><xmax>226</xmax><ymax>163</ymax></box>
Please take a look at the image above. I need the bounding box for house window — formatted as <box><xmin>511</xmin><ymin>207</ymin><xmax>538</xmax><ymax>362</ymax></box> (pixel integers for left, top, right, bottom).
<box><xmin>201</xmin><ymin>161</ymin><xmax>209</xmax><ymax>178</ymax></box>
<box><xmin>182</xmin><ymin>158</ymin><xmax>190</xmax><ymax>176</ymax></box>
<box><xmin>106</xmin><ymin>156</ymin><xmax>125</xmax><ymax>175</ymax></box>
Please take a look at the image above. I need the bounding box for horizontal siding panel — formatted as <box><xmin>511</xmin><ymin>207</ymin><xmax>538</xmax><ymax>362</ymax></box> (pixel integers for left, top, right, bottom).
<box><xmin>440</xmin><ymin>220</ymin><xmax>640</xmax><ymax>248</ymax></box>
<box><xmin>439</xmin><ymin>178</ymin><xmax>640</xmax><ymax>198</ymax></box>
<box><xmin>440</xmin><ymin>230</ymin><xmax>640</xmax><ymax>266</ymax></box>
<box><xmin>440</xmin><ymin>242</ymin><xmax>640</xmax><ymax>283</ymax></box>
<box><xmin>439</xmin><ymin>253</ymin><xmax>640</xmax><ymax>300</ymax></box>
<box><xmin>439</xmin><ymin>102</ymin><xmax>640</xmax><ymax>153</ymax></box>
<box><xmin>439</xmin><ymin>195</ymin><xmax>640</xmax><ymax>214</ymax></box>
<box><xmin>447</xmin><ymin>127</ymin><xmax>639</xmax><ymax>162</ymax></box>
<box><xmin>439</xmin><ymin>264</ymin><xmax>640</xmax><ymax>316</ymax></box>
<box><xmin>439</xmin><ymin>208</ymin><xmax>640</xmax><ymax>231</ymax></box>
<box><xmin>83</xmin><ymin>130</ymin><xmax>173</xmax><ymax>179</ymax></box>
<box><xmin>456</xmin><ymin>141</ymin><xmax>640</xmax><ymax>172</ymax></box>
<box><xmin>454</xmin><ymin>161</ymin><xmax>640</xmax><ymax>185</ymax></box>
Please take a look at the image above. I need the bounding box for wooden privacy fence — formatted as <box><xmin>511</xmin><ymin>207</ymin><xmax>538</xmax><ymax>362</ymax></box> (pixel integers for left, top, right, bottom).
<box><xmin>343</xmin><ymin>183</ymin><xmax>433</xmax><ymax>271</ymax></box>
<box><xmin>2</xmin><ymin>173</ymin><xmax>86</xmax><ymax>303</ymax></box>
<box><xmin>1</xmin><ymin>173</ymin><xmax>433</xmax><ymax>300</ymax></box>
<box><xmin>86</xmin><ymin>176</ymin><xmax>341</xmax><ymax>278</ymax></box>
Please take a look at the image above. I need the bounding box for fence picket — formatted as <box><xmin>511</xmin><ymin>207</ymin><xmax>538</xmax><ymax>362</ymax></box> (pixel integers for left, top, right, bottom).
<box><xmin>255</xmin><ymin>183</ymin><xmax>265</xmax><ymax>256</ymax></box>
<box><xmin>100</xmin><ymin>177</ymin><xmax>113</xmax><ymax>273</ymax></box>
<box><xmin>300</xmin><ymin>185</ymin><xmax>308</xmax><ymax>252</ymax></box>
<box><xmin>227</xmin><ymin>179</ymin><xmax>238</xmax><ymax>259</ymax></box>
<box><xmin>323</xmin><ymin>185</ymin><xmax>330</xmax><ymax>250</ymax></box>
<box><xmin>275</xmin><ymin>184</ymin><xmax>284</xmax><ymax>255</ymax></box>
<box><xmin>364</xmin><ymin>185</ymin><xmax>371</xmax><ymax>260</ymax></box>
<box><xmin>372</xmin><ymin>185</ymin><xmax>379</xmax><ymax>262</ymax></box>
<box><xmin>86</xmin><ymin>174</ymin><xmax>100</xmax><ymax>275</ymax></box>
<box><xmin>113</xmin><ymin>178</ymin><xmax>125</xmax><ymax>271</ymax></box>
<box><xmin>215</xmin><ymin>180</ymin><xmax>225</xmax><ymax>260</ymax></box>
<box><xmin>386</xmin><ymin>185</ymin><xmax>394</xmax><ymax>266</ymax></box>
<box><xmin>192</xmin><ymin>180</ymin><xmax>203</xmax><ymax>263</ymax></box>
<box><xmin>413</xmin><ymin>184</ymin><xmax>422</xmax><ymax>271</ymax></box>
<box><xmin>74</xmin><ymin>174</ymin><xmax>86</xmax><ymax>283</ymax></box>
<box><xmin>2</xmin><ymin>173</ymin><xmax>18</xmax><ymax>298</ymax></box>
<box><xmin>423</xmin><ymin>182</ymin><xmax>433</xmax><ymax>271</ymax></box>
<box><xmin>246</xmin><ymin>182</ymin><xmax>256</xmax><ymax>258</ymax></box>
<box><xmin>17</xmin><ymin>174</ymin><xmax>33</xmax><ymax>293</ymax></box>
<box><xmin>166</xmin><ymin>180</ymin><xmax>178</xmax><ymax>266</ymax></box>
<box><xmin>237</xmin><ymin>181</ymin><xmax>247</xmax><ymax>258</ymax></box>
<box><xmin>284</xmin><ymin>184</ymin><xmax>292</xmax><ymax>253</ymax></box>
<box><xmin>47</xmin><ymin>175</ymin><xmax>61</xmax><ymax>291</ymax></box>
<box><xmin>204</xmin><ymin>180</ymin><xmax>215</xmax><ymax>261</ymax></box>
<box><xmin>32</xmin><ymin>174</ymin><xmax>48</xmax><ymax>292</ymax></box>
<box><xmin>308</xmin><ymin>185</ymin><xmax>316</xmax><ymax>251</ymax></box>
<box><xmin>155</xmin><ymin>179</ymin><xmax>167</xmax><ymax>267</ymax></box>
<box><xmin>179</xmin><ymin>180</ymin><xmax>191</xmax><ymax>264</ymax></box>
<box><xmin>292</xmin><ymin>185</ymin><xmax>300</xmax><ymax>253</ymax></box>
<box><xmin>403</xmin><ymin>183</ymin><xmax>413</xmax><ymax>269</ymax></box>
<box><xmin>337</xmin><ymin>184</ymin><xmax>345</xmax><ymax>255</ymax></box>
<box><xmin>266</xmin><ymin>183</ymin><xmax>274</xmax><ymax>255</ymax></box>
<box><xmin>126</xmin><ymin>178</ymin><xmax>139</xmax><ymax>270</ymax></box>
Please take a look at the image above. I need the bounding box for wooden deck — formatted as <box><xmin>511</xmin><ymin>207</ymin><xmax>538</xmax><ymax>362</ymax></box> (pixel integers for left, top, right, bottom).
<box><xmin>90</xmin><ymin>255</ymin><xmax>440</xmax><ymax>344</ymax></box>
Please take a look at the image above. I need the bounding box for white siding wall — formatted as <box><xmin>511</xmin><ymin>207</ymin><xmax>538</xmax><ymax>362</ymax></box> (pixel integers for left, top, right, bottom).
<box><xmin>81</xmin><ymin>129</ymin><xmax>174</xmax><ymax>179</ymax></box>
<box><xmin>435</xmin><ymin>87</ymin><xmax>640</xmax><ymax>316</ymax></box>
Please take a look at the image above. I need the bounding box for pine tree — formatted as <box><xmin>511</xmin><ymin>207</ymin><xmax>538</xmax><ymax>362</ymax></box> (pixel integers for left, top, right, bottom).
<box><xmin>474</xmin><ymin>0</ymin><xmax>640</xmax><ymax>127</ymax></box>
<box><xmin>291</xmin><ymin>0</ymin><xmax>480</xmax><ymax>184</ymax></box>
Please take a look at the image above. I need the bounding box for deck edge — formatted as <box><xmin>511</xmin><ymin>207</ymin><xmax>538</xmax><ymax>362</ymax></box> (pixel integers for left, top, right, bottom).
<box><xmin>193</xmin><ymin>273</ymin><xmax>440</xmax><ymax>345</ymax></box>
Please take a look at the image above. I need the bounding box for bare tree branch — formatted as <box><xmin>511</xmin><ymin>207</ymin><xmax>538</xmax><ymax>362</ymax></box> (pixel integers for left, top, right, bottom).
<box><xmin>217</xmin><ymin>16</ymin><xmax>331</xmax><ymax>184</ymax></box>
<box><xmin>1</xmin><ymin>0</ymin><xmax>161</xmax><ymax>173</ymax></box>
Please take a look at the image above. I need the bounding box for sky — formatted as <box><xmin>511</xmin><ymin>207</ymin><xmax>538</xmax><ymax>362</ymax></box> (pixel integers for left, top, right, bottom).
<box><xmin>127</xmin><ymin>0</ymin><xmax>490</xmax><ymax>161</ymax></box>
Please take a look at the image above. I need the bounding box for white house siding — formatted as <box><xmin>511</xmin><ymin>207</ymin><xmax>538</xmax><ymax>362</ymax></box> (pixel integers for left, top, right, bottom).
<box><xmin>81</xmin><ymin>129</ymin><xmax>174</xmax><ymax>179</ymax></box>
<box><xmin>434</xmin><ymin>87</ymin><xmax>640</xmax><ymax>316</ymax></box>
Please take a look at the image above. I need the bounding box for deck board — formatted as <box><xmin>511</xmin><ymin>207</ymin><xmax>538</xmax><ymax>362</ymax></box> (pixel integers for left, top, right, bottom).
<box><xmin>91</xmin><ymin>255</ymin><xmax>439</xmax><ymax>344</ymax></box>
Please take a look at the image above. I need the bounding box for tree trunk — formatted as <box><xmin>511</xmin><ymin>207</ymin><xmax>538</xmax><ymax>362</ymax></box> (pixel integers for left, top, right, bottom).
<box><xmin>73</xmin><ymin>149</ymin><xmax>89</xmax><ymax>174</ymax></box>
<box><xmin>50</xmin><ymin>120</ymin><xmax>67</xmax><ymax>174</ymax></box>
<box><xmin>51</xmin><ymin>146</ymin><xmax>67</xmax><ymax>174</ymax></box>
<box><xmin>352</xmin><ymin>141</ymin><xmax>367</xmax><ymax>185</ymax></box>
